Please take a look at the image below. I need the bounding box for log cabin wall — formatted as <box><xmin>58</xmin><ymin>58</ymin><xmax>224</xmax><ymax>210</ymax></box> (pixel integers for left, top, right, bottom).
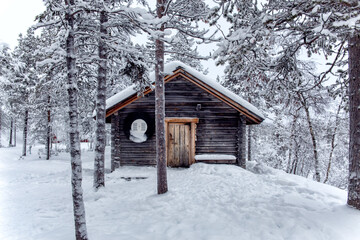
<box><xmin>111</xmin><ymin>75</ymin><xmax>241</xmax><ymax>167</ymax></box>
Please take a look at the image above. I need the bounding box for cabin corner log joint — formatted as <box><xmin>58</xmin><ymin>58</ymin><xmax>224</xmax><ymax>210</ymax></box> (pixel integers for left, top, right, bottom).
<box><xmin>105</xmin><ymin>61</ymin><xmax>264</xmax><ymax>170</ymax></box>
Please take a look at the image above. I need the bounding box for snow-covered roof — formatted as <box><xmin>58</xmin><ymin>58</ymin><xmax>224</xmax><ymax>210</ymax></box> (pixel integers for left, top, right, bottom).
<box><xmin>106</xmin><ymin>61</ymin><xmax>265</xmax><ymax>122</ymax></box>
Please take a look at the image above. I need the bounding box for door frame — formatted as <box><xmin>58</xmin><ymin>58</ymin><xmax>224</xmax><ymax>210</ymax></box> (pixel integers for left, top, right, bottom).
<box><xmin>165</xmin><ymin>118</ymin><xmax>199</xmax><ymax>166</ymax></box>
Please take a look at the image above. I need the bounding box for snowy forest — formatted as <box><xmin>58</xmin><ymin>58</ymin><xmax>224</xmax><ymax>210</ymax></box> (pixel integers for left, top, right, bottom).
<box><xmin>1</xmin><ymin>0</ymin><xmax>360</xmax><ymax>239</ymax></box>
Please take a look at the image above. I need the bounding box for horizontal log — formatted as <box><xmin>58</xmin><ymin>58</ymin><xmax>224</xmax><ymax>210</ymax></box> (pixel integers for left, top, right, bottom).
<box><xmin>197</xmin><ymin>125</ymin><xmax>237</xmax><ymax>129</ymax></box>
<box><xmin>165</xmin><ymin>82</ymin><xmax>196</xmax><ymax>87</ymax></box>
<box><xmin>196</xmin><ymin>148</ymin><xmax>236</xmax><ymax>153</ymax></box>
<box><xmin>120</xmin><ymin>148</ymin><xmax>156</xmax><ymax>152</ymax></box>
<box><xmin>196</xmin><ymin>151</ymin><xmax>237</xmax><ymax>155</ymax></box>
<box><xmin>198</xmin><ymin>123</ymin><xmax>237</xmax><ymax>127</ymax></box>
<box><xmin>120</xmin><ymin>151</ymin><xmax>156</xmax><ymax>155</ymax></box>
<box><xmin>122</xmin><ymin>105</ymin><xmax>155</xmax><ymax>109</ymax></box>
<box><xmin>197</xmin><ymin>137</ymin><xmax>237</xmax><ymax>142</ymax></box>
<box><xmin>196</xmin><ymin>130</ymin><xmax>238</xmax><ymax>135</ymax></box>
<box><xmin>165</xmin><ymin>91</ymin><xmax>215</xmax><ymax>97</ymax></box>
<box><xmin>197</xmin><ymin>134</ymin><xmax>237</xmax><ymax>139</ymax></box>
<box><xmin>196</xmin><ymin>141</ymin><xmax>236</xmax><ymax>147</ymax></box>
<box><xmin>120</xmin><ymin>155</ymin><xmax>156</xmax><ymax>160</ymax></box>
<box><xmin>120</xmin><ymin>157</ymin><xmax>156</xmax><ymax>162</ymax></box>
<box><xmin>165</xmin><ymin>97</ymin><xmax>215</xmax><ymax>102</ymax></box>
<box><xmin>196</xmin><ymin>145</ymin><xmax>237</xmax><ymax>149</ymax></box>
<box><xmin>120</xmin><ymin>162</ymin><xmax>156</xmax><ymax>166</ymax></box>
<box><xmin>197</xmin><ymin>133</ymin><xmax>237</xmax><ymax>138</ymax></box>
<box><xmin>197</xmin><ymin>126</ymin><xmax>238</xmax><ymax>132</ymax></box>
<box><xmin>120</xmin><ymin>150</ymin><xmax>155</xmax><ymax>154</ymax></box>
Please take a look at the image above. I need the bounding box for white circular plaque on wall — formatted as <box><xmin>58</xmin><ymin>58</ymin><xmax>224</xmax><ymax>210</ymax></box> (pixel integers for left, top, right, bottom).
<box><xmin>130</xmin><ymin>119</ymin><xmax>148</xmax><ymax>143</ymax></box>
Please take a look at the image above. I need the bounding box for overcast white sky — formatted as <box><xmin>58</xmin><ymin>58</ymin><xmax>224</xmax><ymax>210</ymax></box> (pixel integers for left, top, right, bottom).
<box><xmin>0</xmin><ymin>0</ymin><xmax>223</xmax><ymax>77</ymax></box>
<box><xmin>0</xmin><ymin>0</ymin><xmax>331</xmax><ymax>82</ymax></box>
<box><xmin>0</xmin><ymin>0</ymin><xmax>45</xmax><ymax>49</ymax></box>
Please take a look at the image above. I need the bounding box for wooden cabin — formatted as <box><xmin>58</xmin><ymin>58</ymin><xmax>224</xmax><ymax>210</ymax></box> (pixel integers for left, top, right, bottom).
<box><xmin>106</xmin><ymin>61</ymin><xmax>264</xmax><ymax>170</ymax></box>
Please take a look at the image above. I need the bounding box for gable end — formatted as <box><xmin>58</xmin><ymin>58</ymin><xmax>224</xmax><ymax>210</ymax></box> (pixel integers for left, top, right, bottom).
<box><xmin>105</xmin><ymin>68</ymin><xmax>264</xmax><ymax>124</ymax></box>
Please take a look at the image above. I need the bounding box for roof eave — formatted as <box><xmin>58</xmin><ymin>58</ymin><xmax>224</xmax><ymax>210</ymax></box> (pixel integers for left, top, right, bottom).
<box><xmin>105</xmin><ymin>69</ymin><xmax>264</xmax><ymax>125</ymax></box>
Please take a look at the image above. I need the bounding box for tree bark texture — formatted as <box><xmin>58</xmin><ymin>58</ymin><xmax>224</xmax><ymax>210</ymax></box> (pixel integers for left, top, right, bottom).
<box><xmin>111</xmin><ymin>113</ymin><xmax>121</xmax><ymax>172</ymax></box>
<box><xmin>94</xmin><ymin>7</ymin><xmax>108</xmax><ymax>189</ymax></box>
<box><xmin>9</xmin><ymin>118</ymin><xmax>13</xmax><ymax>147</ymax></box>
<box><xmin>0</xmin><ymin>108</ymin><xmax>2</xmax><ymax>148</ymax></box>
<box><xmin>247</xmin><ymin>98</ymin><xmax>252</xmax><ymax>162</ymax></box>
<box><xmin>22</xmin><ymin>109</ymin><xmax>28</xmax><ymax>157</ymax></box>
<box><xmin>247</xmin><ymin>125</ymin><xmax>252</xmax><ymax>161</ymax></box>
<box><xmin>65</xmin><ymin>0</ymin><xmax>89</xmax><ymax>239</ymax></box>
<box><xmin>324</xmin><ymin>100</ymin><xmax>342</xmax><ymax>184</ymax></box>
<box><xmin>13</xmin><ymin>118</ymin><xmax>16</xmax><ymax>147</ymax></box>
<box><xmin>287</xmin><ymin>114</ymin><xmax>297</xmax><ymax>173</ymax></box>
<box><xmin>155</xmin><ymin>0</ymin><xmax>168</xmax><ymax>194</ymax></box>
<box><xmin>290</xmin><ymin>136</ymin><xmax>300</xmax><ymax>175</ymax></box>
<box><xmin>237</xmin><ymin>115</ymin><xmax>246</xmax><ymax>169</ymax></box>
<box><xmin>299</xmin><ymin>93</ymin><xmax>320</xmax><ymax>182</ymax></box>
<box><xmin>348</xmin><ymin>33</ymin><xmax>360</xmax><ymax>210</ymax></box>
<box><xmin>46</xmin><ymin>95</ymin><xmax>51</xmax><ymax>160</ymax></box>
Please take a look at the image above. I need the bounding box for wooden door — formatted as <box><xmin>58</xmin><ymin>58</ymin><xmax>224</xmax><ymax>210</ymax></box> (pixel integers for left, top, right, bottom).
<box><xmin>167</xmin><ymin>123</ymin><xmax>191</xmax><ymax>167</ymax></box>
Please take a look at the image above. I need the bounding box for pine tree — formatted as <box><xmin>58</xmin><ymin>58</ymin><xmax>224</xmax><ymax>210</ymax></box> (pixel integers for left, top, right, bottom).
<box><xmin>148</xmin><ymin>0</ymin><xmax>212</xmax><ymax>194</ymax></box>
<box><xmin>37</xmin><ymin>0</ymin><xmax>89</xmax><ymax>238</ymax></box>
<box><xmin>12</xmin><ymin>29</ymin><xmax>39</xmax><ymax>156</ymax></box>
<box><xmin>154</xmin><ymin>0</ymin><xmax>168</xmax><ymax>194</ymax></box>
<box><xmin>0</xmin><ymin>43</ymin><xmax>12</xmax><ymax>148</ymax></box>
<box><xmin>35</xmin><ymin>27</ymin><xmax>64</xmax><ymax>160</ymax></box>
<box><xmin>166</xmin><ymin>32</ymin><xmax>205</xmax><ymax>73</ymax></box>
<box><xmin>262</xmin><ymin>0</ymin><xmax>360</xmax><ymax>210</ymax></box>
<box><xmin>64</xmin><ymin>0</ymin><xmax>89</xmax><ymax>238</ymax></box>
<box><xmin>93</xmin><ymin>0</ymin><xmax>109</xmax><ymax>189</ymax></box>
<box><xmin>75</xmin><ymin>0</ymin><xmax>151</xmax><ymax>188</ymax></box>
<box><xmin>211</xmin><ymin>0</ymin><xmax>360</xmax><ymax>208</ymax></box>
<box><xmin>348</xmin><ymin>32</ymin><xmax>360</xmax><ymax>210</ymax></box>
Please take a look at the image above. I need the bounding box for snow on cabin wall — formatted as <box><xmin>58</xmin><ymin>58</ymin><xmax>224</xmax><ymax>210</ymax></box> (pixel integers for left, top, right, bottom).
<box><xmin>110</xmin><ymin>75</ymin><xmax>242</xmax><ymax>167</ymax></box>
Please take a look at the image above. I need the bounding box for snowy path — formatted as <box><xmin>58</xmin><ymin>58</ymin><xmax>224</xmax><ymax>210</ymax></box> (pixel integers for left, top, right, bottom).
<box><xmin>0</xmin><ymin>145</ymin><xmax>360</xmax><ymax>240</ymax></box>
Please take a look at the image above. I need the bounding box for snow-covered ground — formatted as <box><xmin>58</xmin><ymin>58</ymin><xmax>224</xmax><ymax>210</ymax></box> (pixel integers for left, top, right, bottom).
<box><xmin>1</xmin><ymin>144</ymin><xmax>360</xmax><ymax>240</ymax></box>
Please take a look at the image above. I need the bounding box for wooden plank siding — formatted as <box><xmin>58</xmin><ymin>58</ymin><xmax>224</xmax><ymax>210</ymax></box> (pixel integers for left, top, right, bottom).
<box><xmin>110</xmin><ymin>112</ymin><xmax>121</xmax><ymax>171</ymax></box>
<box><xmin>110</xmin><ymin>75</ymin><xmax>241</xmax><ymax>167</ymax></box>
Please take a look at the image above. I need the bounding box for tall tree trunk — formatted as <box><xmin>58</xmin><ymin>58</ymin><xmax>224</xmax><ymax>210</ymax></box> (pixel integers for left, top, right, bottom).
<box><xmin>298</xmin><ymin>92</ymin><xmax>320</xmax><ymax>182</ymax></box>
<box><xmin>110</xmin><ymin>113</ymin><xmax>121</xmax><ymax>172</ymax></box>
<box><xmin>247</xmin><ymin>98</ymin><xmax>252</xmax><ymax>161</ymax></box>
<box><xmin>9</xmin><ymin>118</ymin><xmax>13</xmax><ymax>147</ymax></box>
<box><xmin>94</xmin><ymin>6</ymin><xmax>108</xmax><ymax>189</ymax></box>
<box><xmin>0</xmin><ymin>108</ymin><xmax>2</xmax><ymax>148</ymax></box>
<box><xmin>46</xmin><ymin>95</ymin><xmax>51</xmax><ymax>160</ymax></box>
<box><xmin>22</xmin><ymin>109</ymin><xmax>28</xmax><ymax>157</ymax></box>
<box><xmin>155</xmin><ymin>0</ymin><xmax>168</xmax><ymax>194</ymax></box>
<box><xmin>348</xmin><ymin>33</ymin><xmax>360</xmax><ymax>210</ymax></box>
<box><xmin>290</xmin><ymin>138</ymin><xmax>299</xmax><ymax>175</ymax></box>
<box><xmin>13</xmin><ymin>118</ymin><xmax>16</xmax><ymax>147</ymax></box>
<box><xmin>247</xmin><ymin>125</ymin><xmax>252</xmax><ymax>161</ymax></box>
<box><xmin>237</xmin><ymin>115</ymin><xmax>246</xmax><ymax>168</ymax></box>
<box><xmin>324</xmin><ymin>99</ymin><xmax>342</xmax><ymax>184</ymax></box>
<box><xmin>291</xmin><ymin>151</ymin><xmax>298</xmax><ymax>174</ymax></box>
<box><xmin>65</xmin><ymin>0</ymin><xmax>88</xmax><ymax>239</ymax></box>
<box><xmin>287</xmin><ymin>113</ymin><xmax>298</xmax><ymax>173</ymax></box>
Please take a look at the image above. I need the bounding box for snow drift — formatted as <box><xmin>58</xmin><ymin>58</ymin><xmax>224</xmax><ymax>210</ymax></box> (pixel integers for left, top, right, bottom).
<box><xmin>0</xmin><ymin>145</ymin><xmax>359</xmax><ymax>240</ymax></box>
